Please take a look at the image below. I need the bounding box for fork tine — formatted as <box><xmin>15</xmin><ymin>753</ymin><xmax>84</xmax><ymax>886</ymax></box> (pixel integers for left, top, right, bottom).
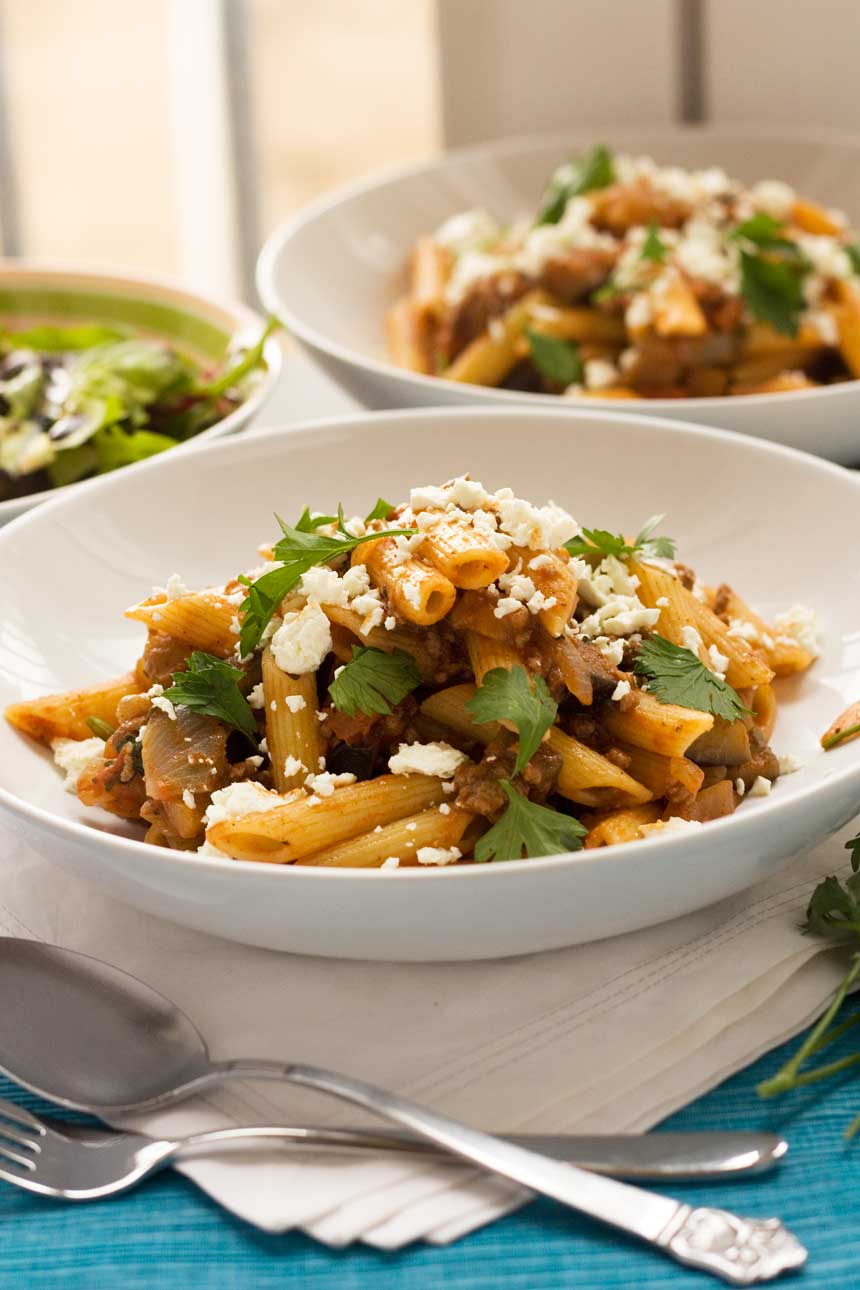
<box><xmin>0</xmin><ymin>1097</ymin><xmax>46</xmax><ymax>1135</ymax></box>
<box><xmin>0</xmin><ymin>1142</ymin><xmax>36</xmax><ymax>1172</ymax></box>
<box><xmin>0</xmin><ymin>1122</ymin><xmax>39</xmax><ymax>1152</ymax></box>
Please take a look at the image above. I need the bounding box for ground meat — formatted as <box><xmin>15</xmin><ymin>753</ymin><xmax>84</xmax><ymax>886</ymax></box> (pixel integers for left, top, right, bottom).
<box><xmin>538</xmin><ymin>248</ymin><xmax>616</xmax><ymax>304</ymax></box>
<box><xmin>689</xmin><ymin>280</ymin><xmax>745</xmax><ymax>333</ymax></box>
<box><xmin>140</xmin><ymin>631</ymin><xmax>193</xmax><ymax>687</ymax></box>
<box><xmin>453</xmin><ymin>737</ymin><xmax>562</xmax><ymax>820</ymax></box>
<box><xmin>711</xmin><ymin>583</ymin><xmax>733</xmax><ymax>619</ymax></box>
<box><xmin>438</xmin><ymin>271</ymin><xmax>532</xmax><ymax>361</ymax></box>
<box><xmin>673</xmin><ymin>563</ymin><xmax>697</xmax><ymax>590</ymax></box>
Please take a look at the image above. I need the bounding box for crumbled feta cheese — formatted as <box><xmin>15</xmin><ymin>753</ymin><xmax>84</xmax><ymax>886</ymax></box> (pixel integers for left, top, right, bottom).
<box><xmin>707</xmin><ymin>644</ymin><xmax>729</xmax><ymax>680</ymax></box>
<box><xmin>804</xmin><ymin>309</ymin><xmax>839</xmax><ymax>346</ymax></box>
<box><xmin>248</xmin><ymin>682</ymin><xmax>265</xmax><ymax>709</ymax></box>
<box><xmin>159</xmin><ymin>572</ymin><xmax>190</xmax><ymax>601</ymax></box>
<box><xmin>681</xmin><ymin>625</ymin><xmax>704</xmax><ymax>656</ymax></box>
<box><xmin>493</xmin><ymin>597</ymin><xmax>523</xmax><ymax>620</ymax></box>
<box><xmin>270</xmin><ymin>699</ymin><xmax>277</xmax><ymax>712</ymax></box>
<box><xmin>203</xmin><ymin>781</ymin><xmax>284</xmax><ymax>827</ymax></box>
<box><xmin>270</xmin><ymin>603</ymin><xmax>332</xmax><ymax>675</ymax></box>
<box><xmin>51</xmin><ymin>736</ymin><xmax>104</xmax><ymax>793</ymax></box>
<box><xmin>439</xmin><ymin>803</ymin><xmax>451</xmax><ymax>816</ymax></box>
<box><xmin>405</xmin><ymin>821</ymin><xmax>417</xmax><ymax>832</ymax></box>
<box><xmin>381</xmin><ymin>856</ymin><xmax>401</xmax><ymax>869</ymax></box>
<box><xmin>304</xmin><ymin>770</ymin><xmax>356</xmax><ymax>798</ymax></box>
<box><xmin>625</xmin><ymin>292</ymin><xmax>653</xmax><ymax>331</ymax></box>
<box><xmin>284</xmin><ymin>694</ymin><xmax>306</xmax><ymax>714</ymax></box>
<box><xmin>735</xmin><ymin>778</ymin><xmax>746</xmax><ymax>797</ymax></box>
<box><xmin>584</xmin><ymin>357</ymin><xmax>620</xmax><ymax>391</ymax></box>
<box><xmin>384</xmin><ymin>615</ymin><xmax>396</xmax><ymax>631</ymax></box>
<box><xmin>299</xmin><ymin>565</ymin><xmax>349</xmax><ymax>606</ymax></box>
<box><xmin>496</xmin><ymin>496</ymin><xmax>579</xmax><ymax>550</ymax></box>
<box><xmin>748</xmin><ymin>776</ymin><xmax>773</xmax><ymax>798</ymax></box>
<box><xmin>797</xmin><ymin>235</ymin><xmax>852</xmax><ymax>281</ymax></box>
<box><xmin>749</xmin><ymin>179</ymin><xmax>795</xmax><ymax>219</ymax></box>
<box><xmin>656</xmin><ymin>596</ymin><xmax>669</xmax><ymax>607</ymax></box>
<box><xmin>611</xmin><ymin>679</ymin><xmax>631</xmax><ymax>702</ymax></box>
<box><xmin>528</xmin><ymin>554</ymin><xmax>554</xmax><ymax>570</ymax></box>
<box><xmin>151</xmin><ymin>695</ymin><xmax>177</xmax><ymax>721</ymax></box>
<box><xmin>641</xmin><ymin>816</ymin><xmax>705</xmax><ymax>837</ymax></box>
<box><xmin>772</xmin><ymin>604</ymin><xmax>821</xmax><ymax>657</ymax></box>
<box><xmin>341</xmin><ymin>564</ymin><xmax>371</xmax><ymax>597</ymax></box>
<box><xmin>181</xmin><ymin>788</ymin><xmax>196</xmax><ymax>809</ymax></box>
<box><xmin>416</xmin><ymin>845</ymin><xmax>462</xmax><ymax>867</ymax></box>
<box><xmin>388</xmin><ymin>742</ymin><xmax>469</xmax><ymax>777</ymax></box>
<box><xmin>351</xmin><ymin>589</ymin><xmax>385</xmax><ymax>634</ymax></box>
<box><xmin>283</xmin><ymin>755</ymin><xmax>306</xmax><ymax>779</ymax></box>
<box><xmin>434</xmin><ymin>209</ymin><xmax>499</xmax><ymax>255</ymax></box>
<box><xmin>777</xmin><ymin>754</ymin><xmax>804</xmax><ymax>775</ymax></box>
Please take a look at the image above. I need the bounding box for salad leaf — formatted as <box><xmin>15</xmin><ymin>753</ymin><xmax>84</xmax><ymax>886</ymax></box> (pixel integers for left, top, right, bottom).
<box><xmin>466</xmin><ymin>666</ymin><xmax>557</xmax><ymax>777</ymax></box>
<box><xmin>192</xmin><ymin>315</ymin><xmax>280</xmax><ymax>400</ymax></box>
<box><xmin>329</xmin><ymin>646</ymin><xmax>421</xmax><ymax>717</ymax></box>
<box><xmin>474</xmin><ymin>781</ymin><xmax>587</xmax><ymax>861</ymax></box>
<box><xmin>536</xmin><ymin>145</ymin><xmax>615</xmax><ymax>226</ymax></box>
<box><xmin>163</xmin><ymin>651</ymin><xmax>256</xmax><ymax>737</ymax></box>
<box><xmin>1</xmin><ymin>323</ymin><xmax>127</xmax><ymax>352</ymax></box>
<box><xmin>524</xmin><ymin>328</ymin><xmax>583</xmax><ymax>386</ymax></box>
<box><xmin>633</xmin><ymin>635</ymin><xmax>752</xmax><ymax>721</ymax></box>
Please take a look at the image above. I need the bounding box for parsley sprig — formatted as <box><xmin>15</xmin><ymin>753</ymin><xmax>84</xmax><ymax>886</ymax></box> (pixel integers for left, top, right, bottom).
<box><xmin>329</xmin><ymin>646</ymin><xmax>420</xmax><ymax>718</ymax></box>
<box><xmin>163</xmin><ymin>651</ymin><xmax>256</xmax><ymax>736</ymax></box>
<box><xmin>729</xmin><ymin>215</ymin><xmax>808</xmax><ymax>337</ymax></box>
<box><xmin>525</xmin><ymin>328</ymin><xmax>583</xmax><ymax>387</ymax></box>
<box><xmin>238</xmin><ymin>510</ymin><xmax>417</xmax><ymax>655</ymax></box>
<box><xmin>633</xmin><ymin>636</ymin><xmax>751</xmax><ymax>721</ymax></box>
<box><xmin>758</xmin><ymin>831</ymin><xmax>860</xmax><ymax>1133</ymax></box>
<box><xmin>475</xmin><ymin>781</ymin><xmax>587</xmax><ymax>861</ymax></box>
<box><xmin>536</xmin><ymin>144</ymin><xmax>615</xmax><ymax>226</ymax></box>
<box><xmin>641</xmin><ymin>221</ymin><xmax>668</xmax><ymax>263</ymax></box>
<box><xmin>564</xmin><ymin>513</ymin><xmax>676</xmax><ymax>563</ymax></box>
<box><xmin>465</xmin><ymin>666</ymin><xmax>557</xmax><ymax>777</ymax></box>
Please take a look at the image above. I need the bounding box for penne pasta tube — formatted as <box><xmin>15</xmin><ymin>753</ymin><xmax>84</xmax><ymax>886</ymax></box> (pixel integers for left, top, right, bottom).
<box><xmin>446</xmin><ymin>293</ymin><xmax>546</xmax><ymax>386</ymax></box>
<box><xmin>651</xmin><ymin>270</ymin><xmax>707</xmax><ymax>337</ymax></box>
<box><xmin>6</xmin><ymin>671</ymin><xmax>145</xmax><ymax>744</ymax></box>
<box><xmin>524</xmin><ymin>303</ymin><xmax>626</xmax><ymax>344</ymax></box>
<box><xmin>632</xmin><ymin>561</ymin><xmax>773</xmax><ymax>689</ymax></box>
<box><xmin>752</xmin><ymin>683</ymin><xmax>777</xmax><ymax>744</ymax></box>
<box><xmin>420</xmin><ymin>683</ymin><xmax>500</xmax><ymax>744</ymax></box>
<box><xmin>730</xmin><ymin>351</ymin><xmax>816</xmax><ymax>387</ymax></box>
<box><xmin>410</xmin><ymin>237</ymin><xmax>451</xmax><ymax>320</ymax></box>
<box><xmin>791</xmin><ymin>198</ymin><xmax>843</xmax><ymax>236</ymax></box>
<box><xmin>208</xmin><ymin>774</ymin><xmax>447</xmax><ymax>864</ymax></box>
<box><xmin>385</xmin><ymin>298</ymin><xmax>432</xmax><ymax>374</ymax></box>
<box><xmin>352</xmin><ymin>538</ymin><xmax>456</xmax><ymax>626</ymax></box>
<box><xmin>613</xmin><ymin>743</ymin><xmax>704</xmax><ymax>798</ymax></box>
<box><xmin>450</xmin><ymin>590</ymin><xmax>530</xmax><ymax>642</ymax></box>
<box><xmin>602</xmin><ymin>691</ymin><xmax>713</xmax><ymax>757</ymax></box>
<box><xmin>583</xmin><ymin>803</ymin><xmax>662</xmax><ymax>848</ymax></box>
<box><xmin>464</xmin><ymin>630</ymin><xmax>521</xmax><ymax>685</ymax></box>
<box><xmin>322</xmin><ymin>605</ymin><xmax>441</xmax><ymax>679</ymax></box>
<box><xmin>296</xmin><ymin>805</ymin><xmax>473</xmax><ymax>868</ymax></box>
<box><xmin>126</xmin><ymin>591</ymin><xmax>239</xmax><ymax>658</ymax></box>
<box><xmin>262</xmin><ymin>648</ymin><xmax>322</xmax><ymax>792</ymax></box>
<box><xmin>741</xmin><ymin>320</ymin><xmax>831</xmax><ymax>357</ymax></box>
<box><xmin>546</xmin><ymin>728</ymin><xmax>652</xmax><ymax>807</ymax></box>
<box><xmin>709</xmin><ymin>584</ymin><xmax>814</xmax><ymax>677</ymax></box>
<box><xmin>419</xmin><ymin>518</ymin><xmax>508</xmax><ymax>589</ymax></box>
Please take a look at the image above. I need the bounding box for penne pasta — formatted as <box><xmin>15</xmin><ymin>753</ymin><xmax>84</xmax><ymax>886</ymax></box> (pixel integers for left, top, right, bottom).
<box><xmin>583</xmin><ymin>804</ymin><xmax>663</xmax><ymax>848</ymax></box>
<box><xmin>352</xmin><ymin>537</ymin><xmax>456</xmax><ymax>626</ymax></box>
<box><xmin>126</xmin><ymin>591</ymin><xmax>239</xmax><ymax>657</ymax></box>
<box><xmin>603</xmin><ymin>691</ymin><xmax>713</xmax><ymax>758</ymax></box>
<box><xmin>296</xmin><ymin>805</ymin><xmax>473</xmax><ymax>868</ymax></box>
<box><xmin>708</xmin><ymin>584</ymin><xmax>815</xmax><ymax>677</ymax></box>
<box><xmin>410</xmin><ymin>237</ymin><xmax>451</xmax><ymax>320</ymax></box>
<box><xmin>6</xmin><ymin>672</ymin><xmax>145</xmax><ymax>744</ymax></box>
<box><xmin>262</xmin><ymin>648</ymin><xmax>322</xmax><ymax>792</ymax></box>
<box><xmin>419</xmin><ymin>518</ymin><xmax>508</xmax><ymax>590</ymax></box>
<box><xmin>464</xmin><ymin>631</ymin><xmax>521</xmax><ymax>686</ymax></box>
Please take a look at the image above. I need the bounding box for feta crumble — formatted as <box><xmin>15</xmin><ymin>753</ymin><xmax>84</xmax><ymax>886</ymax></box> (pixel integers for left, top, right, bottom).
<box><xmin>304</xmin><ymin>771</ymin><xmax>356</xmax><ymax>798</ymax></box>
<box><xmin>248</xmin><ymin>683</ymin><xmax>265</xmax><ymax>709</ymax></box>
<box><xmin>388</xmin><ymin>742</ymin><xmax>469</xmax><ymax>778</ymax></box>
<box><xmin>51</xmin><ymin>736</ymin><xmax>105</xmax><ymax>793</ymax></box>
<box><xmin>611</xmin><ymin>679</ymin><xmax>632</xmax><ymax>702</ymax></box>
<box><xmin>284</xmin><ymin>694</ymin><xmax>307</xmax><ymax>714</ymax></box>
<box><xmin>203</xmin><ymin>781</ymin><xmax>285</xmax><ymax>828</ymax></box>
<box><xmin>777</xmin><ymin>754</ymin><xmax>804</xmax><ymax>775</ymax></box>
<box><xmin>416</xmin><ymin>845</ymin><xmax>462</xmax><ymax>866</ymax></box>
<box><xmin>748</xmin><ymin>776</ymin><xmax>773</xmax><ymax>798</ymax></box>
<box><xmin>381</xmin><ymin>856</ymin><xmax>401</xmax><ymax>869</ymax></box>
<box><xmin>772</xmin><ymin>604</ymin><xmax>821</xmax><ymax>658</ymax></box>
<box><xmin>270</xmin><ymin>603</ymin><xmax>333</xmax><ymax>675</ymax></box>
<box><xmin>283</xmin><ymin>756</ymin><xmax>306</xmax><ymax>779</ymax></box>
<box><xmin>182</xmin><ymin>789</ymin><xmax>195</xmax><ymax>809</ymax></box>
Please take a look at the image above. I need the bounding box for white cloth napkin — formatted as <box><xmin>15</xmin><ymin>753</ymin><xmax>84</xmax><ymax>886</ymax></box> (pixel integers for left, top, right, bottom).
<box><xmin>0</xmin><ymin>812</ymin><xmax>853</xmax><ymax>1247</ymax></box>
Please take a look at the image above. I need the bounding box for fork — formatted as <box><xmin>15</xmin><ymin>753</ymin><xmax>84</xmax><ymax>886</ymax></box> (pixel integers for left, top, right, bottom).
<box><xmin>0</xmin><ymin>1097</ymin><xmax>806</xmax><ymax>1282</ymax></box>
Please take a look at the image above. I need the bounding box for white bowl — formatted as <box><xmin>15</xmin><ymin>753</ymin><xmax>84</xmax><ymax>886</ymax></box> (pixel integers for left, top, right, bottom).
<box><xmin>0</xmin><ymin>263</ymin><xmax>283</xmax><ymax>525</ymax></box>
<box><xmin>1</xmin><ymin>407</ymin><xmax>858</xmax><ymax>961</ymax></box>
<box><xmin>259</xmin><ymin>125</ymin><xmax>860</xmax><ymax>464</ymax></box>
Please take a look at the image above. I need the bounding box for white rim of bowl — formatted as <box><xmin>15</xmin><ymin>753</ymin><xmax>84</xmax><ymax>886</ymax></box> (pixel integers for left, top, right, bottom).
<box><xmin>257</xmin><ymin>122</ymin><xmax>860</xmax><ymax>415</ymax></box>
<box><xmin>0</xmin><ymin>261</ymin><xmax>283</xmax><ymax>522</ymax></box>
<box><xmin>1</xmin><ymin>404</ymin><xmax>859</xmax><ymax>883</ymax></box>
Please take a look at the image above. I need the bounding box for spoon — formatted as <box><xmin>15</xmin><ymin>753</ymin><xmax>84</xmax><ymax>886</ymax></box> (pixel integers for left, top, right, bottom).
<box><xmin>0</xmin><ymin>939</ymin><xmax>805</xmax><ymax>1281</ymax></box>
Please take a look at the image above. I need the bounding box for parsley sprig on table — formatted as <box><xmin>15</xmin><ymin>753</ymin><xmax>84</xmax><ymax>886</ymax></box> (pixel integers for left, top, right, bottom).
<box><xmin>524</xmin><ymin>328</ymin><xmax>583</xmax><ymax>386</ymax></box>
<box><xmin>163</xmin><ymin>652</ymin><xmax>256</xmax><ymax>737</ymax></box>
<box><xmin>329</xmin><ymin>647</ymin><xmax>421</xmax><ymax>718</ymax></box>
<box><xmin>633</xmin><ymin>636</ymin><xmax>751</xmax><ymax>721</ymax></box>
<box><xmin>238</xmin><ymin>509</ymin><xmax>417</xmax><ymax>656</ymax></box>
<box><xmin>536</xmin><ymin>144</ymin><xmax>615</xmax><ymax>226</ymax></box>
<box><xmin>758</xmin><ymin>831</ymin><xmax>860</xmax><ymax>1133</ymax></box>
<box><xmin>465</xmin><ymin>666</ymin><xmax>557</xmax><ymax>777</ymax></box>
<box><xmin>564</xmin><ymin>513</ymin><xmax>676</xmax><ymax>563</ymax></box>
<box><xmin>475</xmin><ymin>782</ymin><xmax>587</xmax><ymax>862</ymax></box>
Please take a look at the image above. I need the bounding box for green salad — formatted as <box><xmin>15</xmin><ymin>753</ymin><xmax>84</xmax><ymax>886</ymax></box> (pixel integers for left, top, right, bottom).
<box><xmin>0</xmin><ymin>315</ymin><xmax>278</xmax><ymax>502</ymax></box>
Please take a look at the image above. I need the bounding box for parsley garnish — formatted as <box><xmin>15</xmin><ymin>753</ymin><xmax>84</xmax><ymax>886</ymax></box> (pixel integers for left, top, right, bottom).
<box><xmin>641</xmin><ymin>221</ymin><xmax>668</xmax><ymax>263</ymax></box>
<box><xmin>564</xmin><ymin>513</ymin><xmax>676</xmax><ymax>563</ymax></box>
<box><xmin>524</xmin><ymin>327</ymin><xmax>583</xmax><ymax>386</ymax></box>
<box><xmin>633</xmin><ymin>636</ymin><xmax>751</xmax><ymax>721</ymax></box>
<box><xmin>739</xmin><ymin>250</ymin><xmax>805</xmax><ymax>337</ymax></box>
<box><xmin>238</xmin><ymin>511</ymin><xmax>417</xmax><ymax>655</ymax></box>
<box><xmin>465</xmin><ymin>666</ymin><xmax>557</xmax><ymax>777</ymax></box>
<box><xmin>365</xmin><ymin>497</ymin><xmax>394</xmax><ymax>523</ymax></box>
<box><xmin>294</xmin><ymin>507</ymin><xmax>338</xmax><ymax>533</ymax></box>
<box><xmin>475</xmin><ymin>781</ymin><xmax>587</xmax><ymax>861</ymax></box>
<box><xmin>536</xmin><ymin>144</ymin><xmax>615</xmax><ymax>226</ymax></box>
<box><xmin>846</xmin><ymin>244</ymin><xmax>860</xmax><ymax>275</ymax></box>
<box><xmin>163</xmin><ymin>651</ymin><xmax>256</xmax><ymax>736</ymax></box>
<box><xmin>730</xmin><ymin>214</ymin><xmax>799</xmax><ymax>256</ymax></box>
<box><xmin>757</xmin><ymin>836</ymin><xmax>860</xmax><ymax>1129</ymax></box>
<box><xmin>328</xmin><ymin>646</ymin><xmax>420</xmax><ymax>718</ymax></box>
<box><xmin>591</xmin><ymin>280</ymin><xmax>623</xmax><ymax>304</ymax></box>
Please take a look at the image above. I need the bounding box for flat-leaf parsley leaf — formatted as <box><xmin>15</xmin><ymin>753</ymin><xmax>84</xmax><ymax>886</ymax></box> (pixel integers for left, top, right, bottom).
<box><xmin>163</xmin><ymin>652</ymin><xmax>256</xmax><ymax>737</ymax></box>
<box><xmin>525</xmin><ymin>328</ymin><xmax>583</xmax><ymax>387</ymax></box>
<box><xmin>329</xmin><ymin>646</ymin><xmax>421</xmax><ymax>718</ymax></box>
<box><xmin>475</xmin><ymin>781</ymin><xmax>587</xmax><ymax>861</ymax></box>
<box><xmin>536</xmin><ymin>145</ymin><xmax>615</xmax><ymax>226</ymax></box>
<box><xmin>633</xmin><ymin>635</ymin><xmax>751</xmax><ymax>721</ymax></box>
<box><xmin>465</xmin><ymin>666</ymin><xmax>557</xmax><ymax>777</ymax></box>
<box><xmin>641</xmin><ymin>221</ymin><xmax>668</xmax><ymax>263</ymax></box>
<box><xmin>564</xmin><ymin>513</ymin><xmax>676</xmax><ymax>562</ymax></box>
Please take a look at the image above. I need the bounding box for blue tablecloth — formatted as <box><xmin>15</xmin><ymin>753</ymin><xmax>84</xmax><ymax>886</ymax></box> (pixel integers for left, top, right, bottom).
<box><xmin>1</xmin><ymin>1014</ymin><xmax>858</xmax><ymax>1290</ymax></box>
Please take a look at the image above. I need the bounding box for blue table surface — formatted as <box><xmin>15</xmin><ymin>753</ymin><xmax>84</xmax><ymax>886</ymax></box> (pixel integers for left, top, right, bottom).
<box><xmin>1</xmin><ymin>1009</ymin><xmax>859</xmax><ymax>1290</ymax></box>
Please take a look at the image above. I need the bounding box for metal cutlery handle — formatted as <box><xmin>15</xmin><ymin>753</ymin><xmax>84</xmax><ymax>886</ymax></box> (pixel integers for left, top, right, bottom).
<box><xmin>218</xmin><ymin>1060</ymin><xmax>806</xmax><ymax>1284</ymax></box>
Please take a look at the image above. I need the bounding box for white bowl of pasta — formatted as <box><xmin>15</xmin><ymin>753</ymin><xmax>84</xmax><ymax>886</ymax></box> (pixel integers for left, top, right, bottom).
<box><xmin>0</xmin><ymin>407</ymin><xmax>858</xmax><ymax>960</ymax></box>
<box><xmin>258</xmin><ymin>126</ymin><xmax>860</xmax><ymax>464</ymax></box>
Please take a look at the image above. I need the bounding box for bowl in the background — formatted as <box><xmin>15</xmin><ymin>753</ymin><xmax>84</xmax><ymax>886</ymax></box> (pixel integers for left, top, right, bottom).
<box><xmin>0</xmin><ymin>263</ymin><xmax>282</xmax><ymax>524</ymax></box>
<box><xmin>258</xmin><ymin>125</ymin><xmax>860</xmax><ymax>463</ymax></box>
